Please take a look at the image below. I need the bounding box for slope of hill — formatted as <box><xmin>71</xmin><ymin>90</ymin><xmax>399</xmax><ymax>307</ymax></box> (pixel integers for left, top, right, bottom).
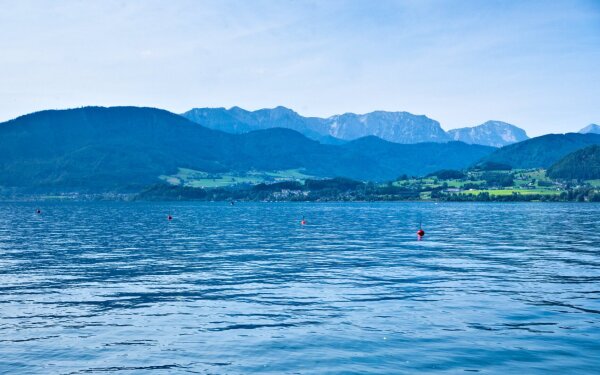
<box><xmin>448</xmin><ymin>121</ymin><xmax>528</xmax><ymax>147</ymax></box>
<box><xmin>0</xmin><ymin>107</ymin><xmax>234</xmax><ymax>191</ymax></box>
<box><xmin>547</xmin><ymin>145</ymin><xmax>600</xmax><ymax>180</ymax></box>
<box><xmin>579</xmin><ymin>124</ymin><xmax>600</xmax><ymax>134</ymax></box>
<box><xmin>0</xmin><ymin>106</ymin><xmax>497</xmax><ymax>193</ymax></box>
<box><xmin>341</xmin><ymin>136</ymin><xmax>493</xmax><ymax>176</ymax></box>
<box><xmin>474</xmin><ymin>133</ymin><xmax>600</xmax><ymax>169</ymax></box>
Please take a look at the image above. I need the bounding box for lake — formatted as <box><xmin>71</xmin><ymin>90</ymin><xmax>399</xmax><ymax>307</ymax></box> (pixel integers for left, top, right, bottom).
<box><xmin>0</xmin><ymin>202</ymin><xmax>599</xmax><ymax>374</ymax></box>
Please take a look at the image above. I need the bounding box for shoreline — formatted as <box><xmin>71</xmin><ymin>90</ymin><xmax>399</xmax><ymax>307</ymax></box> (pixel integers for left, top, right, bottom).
<box><xmin>1</xmin><ymin>197</ymin><xmax>598</xmax><ymax>204</ymax></box>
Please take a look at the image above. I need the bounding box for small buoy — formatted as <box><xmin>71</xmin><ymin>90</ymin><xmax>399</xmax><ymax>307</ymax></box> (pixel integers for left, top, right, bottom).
<box><xmin>167</xmin><ymin>215</ymin><xmax>173</xmax><ymax>221</ymax></box>
<box><xmin>417</xmin><ymin>228</ymin><xmax>425</xmax><ymax>240</ymax></box>
<box><xmin>301</xmin><ymin>217</ymin><xmax>307</xmax><ymax>225</ymax></box>
<box><xmin>36</xmin><ymin>209</ymin><xmax>41</xmax><ymax>214</ymax></box>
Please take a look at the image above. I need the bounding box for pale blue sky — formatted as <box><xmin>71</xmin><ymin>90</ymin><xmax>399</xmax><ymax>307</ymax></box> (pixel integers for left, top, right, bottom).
<box><xmin>1</xmin><ymin>0</ymin><xmax>598</xmax><ymax>135</ymax></box>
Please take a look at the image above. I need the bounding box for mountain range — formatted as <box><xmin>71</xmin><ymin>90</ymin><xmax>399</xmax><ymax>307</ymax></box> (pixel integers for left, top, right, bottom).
<box><xmin>182</xmin><ymin>107</ymin><xmax>528</xmax><ymax>147</ymax></box>
<box><xmin>1</xmin><ymin>106</ymin><xmax>598</xmax><ymax>194</ymax></box>
<box><xmin>0</xmin><ymin>107</ymin><xmax>495</xmax><ymax>192</ymax></box>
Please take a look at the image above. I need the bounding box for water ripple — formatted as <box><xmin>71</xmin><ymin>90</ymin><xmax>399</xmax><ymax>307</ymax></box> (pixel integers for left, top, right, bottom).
<box><xmin>0</xmin><ymin>202</ymin><xmax>599</xmax><ymax>374</ymax></box>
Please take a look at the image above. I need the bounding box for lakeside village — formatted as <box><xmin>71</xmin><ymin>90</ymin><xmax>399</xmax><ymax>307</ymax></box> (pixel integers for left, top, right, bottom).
<box><xmin>138</xmin><ymin>166</ymin><xmax>600</xmax><ymax>202</ymax></box>
<box><xmin>4</xmin><ymin>166</ymin><xmax>599</xmax><ymax>203</ymax></box>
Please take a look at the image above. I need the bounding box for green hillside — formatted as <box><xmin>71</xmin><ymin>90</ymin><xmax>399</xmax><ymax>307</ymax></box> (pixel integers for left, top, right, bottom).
<box><xmin>547</xmin><ymin>145</ymin><xmax>600</xmax><ymax>180</ymax></box>
<box><xmin>475</xmin><ymin>133</ymin><xmax>600</xmax><ymax>169</ymax></box>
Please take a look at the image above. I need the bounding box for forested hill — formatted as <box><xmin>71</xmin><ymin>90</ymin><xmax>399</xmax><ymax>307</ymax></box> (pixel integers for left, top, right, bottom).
<box><xmin>547</xmin><ymin>145</ymin><xmax>600</xmax><ymax>180</ymax></box>
<box><xmin>474</xmin><ymin>133</ymin><xmax>600</xmax><ymax>169</ymax></box>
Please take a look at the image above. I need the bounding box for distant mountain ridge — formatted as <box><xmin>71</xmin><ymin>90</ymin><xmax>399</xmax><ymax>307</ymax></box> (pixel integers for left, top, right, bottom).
<box><xmin>182</xmin><ymin>106</ymin><xmax>526</xmax><ymax>146</ymax></box>
<box><xmin>448</xmin><ymin>120</ymin><xmax>529</xmax><ymax>147</ymax></box>
<box><xmin>328</xmin><ymin>111</ymin><xmax>449</xmax><ymax>144</ymax></box>
<box><xmin>0</xmin><ymin>106</ymin><xmax>496</xmax><ymax>193</ymax></box>
<box><xmin>579</xmin><ymin>124</ymin><xmax>600</xmax><ymax>134</ymax></box>
<box><xmin>183</xmin><ymin>106</ymin><xmax>336</xmax><ymax>144</ymax></box>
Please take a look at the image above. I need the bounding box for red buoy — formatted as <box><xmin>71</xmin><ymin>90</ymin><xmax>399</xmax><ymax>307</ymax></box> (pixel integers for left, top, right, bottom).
<box><xmin>301</xmin><ymin>219</ymin><xmax>306</xmax><ymax>225</ymax></box>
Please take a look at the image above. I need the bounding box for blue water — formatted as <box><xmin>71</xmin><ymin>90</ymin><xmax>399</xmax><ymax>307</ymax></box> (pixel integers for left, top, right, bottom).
<box><xmin>0</xmin><ymin>202</ymin><xmax>599</xmax><ymax>374</ymax></box>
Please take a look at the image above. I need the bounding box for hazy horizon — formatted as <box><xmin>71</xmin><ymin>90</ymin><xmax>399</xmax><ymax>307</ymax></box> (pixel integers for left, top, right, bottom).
<box><xmin>1</xmin><ymin>0</ymin><xmax>599</xmax><ymax>136</ymax></box>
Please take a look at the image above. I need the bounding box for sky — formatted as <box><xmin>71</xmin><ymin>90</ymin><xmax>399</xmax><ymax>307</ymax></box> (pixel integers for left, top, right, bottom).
<box><xmin>0</xmin><ymin>0</ymin><xmax>599</xmax><ymax>136</ymax></box>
